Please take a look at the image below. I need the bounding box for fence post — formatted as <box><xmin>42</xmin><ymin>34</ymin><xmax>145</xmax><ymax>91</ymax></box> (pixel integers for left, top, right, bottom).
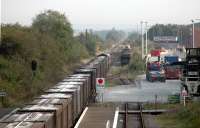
<box><xmin>155</xmin><ymin>94</ymin><xmax>158</xmax><ymax>110</ymax></box>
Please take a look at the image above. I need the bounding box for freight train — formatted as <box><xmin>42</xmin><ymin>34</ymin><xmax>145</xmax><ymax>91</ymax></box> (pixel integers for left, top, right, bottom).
<box><xmin>0</xmin><ymin>53</ymin><xmax>111</xmax><ymax>128</ymax></box>
<box><xmin>120</xmin><ymin>47</ymin><xmax>131</xmax><ymax>66</ymax></box>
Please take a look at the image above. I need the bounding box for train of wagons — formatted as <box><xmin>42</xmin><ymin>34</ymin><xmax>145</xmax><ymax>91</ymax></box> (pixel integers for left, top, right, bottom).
<box><xmin>0</xmin><ymin>53</ymin><xmax>111</xmax><ymax>128</ymax></box>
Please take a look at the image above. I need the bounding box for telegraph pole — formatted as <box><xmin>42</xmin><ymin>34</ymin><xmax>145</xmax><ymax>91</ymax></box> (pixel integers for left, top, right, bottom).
<box><xmin>191</xmin><ymin>20</ymin><xmax>195</xmax><ymax>48</ymax></box>
<box><xmin>137</xmin><ymin>23</ymin><xmax>139</xmax><ymax>40</ymax></box>
<box><xmin>191</xmin><ymin>19</ymin><xmax>200</xmax><ymax>48</ymax></box>
<box><xmin>145</xmin><ymin>22</ymin><xmax>148</xmax><ymax>55</ymax></box>
<box><xmin>141</xmin><ymin>21</ymin><xmax>144</xmax><ymax>59</ymax></box>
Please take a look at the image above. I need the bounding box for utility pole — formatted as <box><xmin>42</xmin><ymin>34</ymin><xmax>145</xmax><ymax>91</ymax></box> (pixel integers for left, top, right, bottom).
<box><xmin>192</xmin><ymin>19</ymin><xmax>200</xmax><ymax>48</ymax></box>
<box><xmin>85</xmin><ymin>29</ymin><xmax>88</xmax><ymax>40</ymax></box>
<box><xmin>137</xmin><ymin>23</ymin><xmax>139</xmax><ymax>40</ymax></box>
<box><xmin>141</xmin><ymin>21</ymin><xmax>144</xmax><ymax>59</ymax></box>
<box><xmin>191</xmin><ymin>20</ymin><xmax>195</xmax><ymax>48</ymax></box>
<box><xmin>145</xmin><ymin>22</ymin><xmax>148</xmax><ymax>55</ymax></box>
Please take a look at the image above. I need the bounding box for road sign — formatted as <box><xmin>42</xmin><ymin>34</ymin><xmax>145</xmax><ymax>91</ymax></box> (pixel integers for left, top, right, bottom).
<box><xmin>96</xmin><ymin>78</ymin><xmax>105</xmax><ymax>87</ymax></box>
<box><xmin>181</xmin><ymin>88</ymin><xmax>188</xmax><ymax>107</ymax></box>
<box><xmin>96</xmin><ymin>78</ymin><xmax>105</xmax><ymax>103</ymax></box>
<box><xmin>181</xmin><ymin>89</ymin><xmax>187</xmax><ymax>97</ymax></box>
<box><xmin>153</xmin><ymin>36</ymin><xmax>178</xmax><ymax>42</ymax></box>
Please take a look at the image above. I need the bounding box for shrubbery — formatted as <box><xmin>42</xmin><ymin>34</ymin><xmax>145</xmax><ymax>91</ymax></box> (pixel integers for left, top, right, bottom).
<box><xmin>128</xmin><ymin>48</ymin><xmax>145</xmax><ymax>73</ymax></box>
<box><xmin>0</xmin><ymin>10</ymin><xmax>93</xmax><ymax>107</ymax></box>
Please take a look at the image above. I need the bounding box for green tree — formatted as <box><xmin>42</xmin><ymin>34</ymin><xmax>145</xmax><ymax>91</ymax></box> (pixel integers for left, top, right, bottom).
<box><xmin>147</xmin><ymin>24</ymin><xmax>191</xmax><ymax>43</ymax></box>
<box><xmin>32</xmin><ymin>10</ymin><xmax>73</xmax><ymax>49</ymax></box>
<box><xmin>0</xmin><ymin>10</ymin><xmax>89</xmax><ymax>107</ymax></box>
<box><xmin>77</xmin><ymin>30</ymin><xmax>101</xmax><ymax>55</ymax></box>
<box><xmin>32</xmin><ymin>10</ymin><xmax>88</xmax><ymax>61</ymax></box>
<box><xmin>106</xmin><ymin>28</ymin><xmax>125</xmax><ymax>42</ymax></box>
<box><xmin>125</xmin><ymin>32</ymin><xmax>140</xmax><ymax>46</ymax></box>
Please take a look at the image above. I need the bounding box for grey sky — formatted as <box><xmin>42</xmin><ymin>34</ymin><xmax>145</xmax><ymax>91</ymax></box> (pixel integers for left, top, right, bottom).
<box><xmin>1</xmin><ymin>0</ymin><xmax>200</xmax><ymax>30</ymax></box>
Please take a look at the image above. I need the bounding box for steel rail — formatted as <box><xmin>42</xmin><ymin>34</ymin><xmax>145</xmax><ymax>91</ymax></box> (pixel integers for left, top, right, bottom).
<box><xmin>139</xmin><ymin>103</ymin><xmax>145</xmax><ymax>128</ymax></box>
<box><xmin>124</xmin><ymin>103</ymin><xmax>128</xmax><ymax>128</ymax></box>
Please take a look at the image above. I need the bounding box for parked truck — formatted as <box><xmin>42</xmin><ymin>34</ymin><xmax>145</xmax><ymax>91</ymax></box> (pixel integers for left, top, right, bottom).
<box><xmin>165</xmin><ymin>65</ymin><xmax>181</xmax><ymax>79</ymax></box>
<box><xmin>180</xmin><ymin>48</ymin><xmax>200</xmax><ymax>95</ymax></box>
<box><xmin>164</xmin><ymin>56</ymin><xmax>179</xmax><ymax>64</ymax></box>
<box><xmin>146</xmin><ymin>68</ymin><xmax>166</xmax><ymax>82</ymax></box>
<box><xmin>164</xmin><ymin>56</ymin><xmax>181</xmax><ymax>79</ymax></box>
<box><xmin>150</xmin><ymin>50</ymin><xmax>160</xmax><ymax>56</ymax></box>
<box><xmin>146</xmin><ymin>56</ymin><xmax>166</xmax><ymax>82</ymax></box>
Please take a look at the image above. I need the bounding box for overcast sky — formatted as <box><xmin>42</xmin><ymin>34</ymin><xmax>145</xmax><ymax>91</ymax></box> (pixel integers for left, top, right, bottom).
<box><xmin>1</xmin><ymin>0</ymin><xmax>200</xmax><ymax>30</ymax></box>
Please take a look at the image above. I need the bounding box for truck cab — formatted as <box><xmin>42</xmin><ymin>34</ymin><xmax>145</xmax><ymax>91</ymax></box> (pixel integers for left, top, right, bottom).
<box><xmin>181</xmin><ymin>48</ymin><xmax>200</xmax><ymax>95</ymax></box>
<box><xmin>164</xmin><ymin>56</ymin><xmax>180</xmax><ymax>79</ymax></box>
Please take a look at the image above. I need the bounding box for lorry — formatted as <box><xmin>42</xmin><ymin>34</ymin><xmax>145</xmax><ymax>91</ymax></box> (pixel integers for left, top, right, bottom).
<box><xmin>164</xmin><ymin>56</ymin><xmax>179</xmax><ymax>64</ymax></box>
<box><xmin>146</xmin><ymin>68</ymin><xmax>166</xmax><ymax>82</ymax></box>
<box><xmin>146</xmin><ymin>56</ymin><xmax>160</xmax><ymax>70</ymax></box>
<box><xmin>146</xmin><ymin>56</ymin><xmax>166</xmax><ymax>82</ymax></box>
<box><xmin>164</xmin><ymin>65</ymin><xmax>181</xmax><ymax>79</ymax></box>
<box><xmin>164</xmin><ymin>56</ymin><xmax>181</xmax><ymax>79</ymax></box>
<box><xmin>150</xmin><ymin>50</ymin><xmax>160</xmax><ymax>56</ymax></box>
<box><xmin>180</xmin><ymin>48</ymin><xmax>200</xmax><ymax>95</ymax></box>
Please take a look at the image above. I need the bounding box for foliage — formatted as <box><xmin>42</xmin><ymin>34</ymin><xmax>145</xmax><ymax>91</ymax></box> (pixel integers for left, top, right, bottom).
<box><xmin>147</xmin><ymin>24</ymin><xmax>191</xmax><ymax>43</ymax></box>
<box><xmin>125</xmin><ymin>32</ymin><xmax>140</xmax><ymax>46</ymax></box>
<box><xmin>155</xmin><ymin>102</ymin><xmax>200</xmax><ymax>128</ymax></box>
<box><xmin>32</xmin><ymin>10</ymin><xmax>87</xmax><ymax>62</ymax></box>
<box><xmin>128</xmin><ymin>48</ymin><xmax>145</xmax><ymax>72</ymax></box>
<box><xmin>76</xmin><ymin>30</ymin><xmax>101</xmax><ymax>55</ymax></box>
<box><xmin>105</xmin><ymin>28</ymin><xmax>125</xmax><ymax>42</ymax></box>
<box><xmin>32</xmin><ymin>10</ymin><xmax>73</xmax><ymax>46</ymax></box>
<box><xmin>94</xmin><ymin>30</ymin><xmax>109</xmax><ymax>41</ymax></box>
<box><xmin>127</xmin><ymin>32</ymin><xmax>140</xmax><ymax>41</ymax></box>
<box><xmin>0</xmin><ymin>10</ymin><xmax>89</xmax><ymax>107</ymax></box>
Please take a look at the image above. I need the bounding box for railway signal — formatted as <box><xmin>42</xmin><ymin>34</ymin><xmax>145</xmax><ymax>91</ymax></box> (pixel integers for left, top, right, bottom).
<box><xmin>96</xmin><ymin>78</ymin><xmax>105</xmax><ymax>87</ymax></box>
<box><xmin>96</xmin><ymin>78</ymin><xmax>105</xmax><ymax>102</ymax></box>
<box><xmin>0</xmin><ymin>91</ymin><xmax>7</xmax><ymax>106</ymax></box>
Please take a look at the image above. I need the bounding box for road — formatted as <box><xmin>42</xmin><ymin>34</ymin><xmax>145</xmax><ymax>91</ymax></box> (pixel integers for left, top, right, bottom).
<box><xmin>97</xmin><ymin>74</ymin><xmax>181</xmax><ymax>103</ymax></box>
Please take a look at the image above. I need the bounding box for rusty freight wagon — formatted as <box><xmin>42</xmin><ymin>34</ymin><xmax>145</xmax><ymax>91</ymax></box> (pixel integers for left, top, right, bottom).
<box><xmin>44</xmin><ymin>88</ymin><xmax>79</xmax><ymax>122</ymax></box>
<box><xmin>0</xmin><ymin>112</ymin><xmax>54</xmax><ymax>128</ymax></box>
<box><xmin>29</xmin><ymin>98</ymin><xmax>72</xmax><ymax>128</ymax></box>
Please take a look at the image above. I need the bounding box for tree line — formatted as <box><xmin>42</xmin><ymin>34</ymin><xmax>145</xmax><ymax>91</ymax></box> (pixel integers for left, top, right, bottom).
<box><xmin>147</xmin><ymin>24</ymin><xmax>191</xmax><ymax>43</ymax></box>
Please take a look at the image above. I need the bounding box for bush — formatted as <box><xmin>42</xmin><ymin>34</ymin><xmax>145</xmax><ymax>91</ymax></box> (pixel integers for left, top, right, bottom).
<box><xmin>176</xmin><ymin>102</ymin><xmax>200</xmax><ymax>128</ymax></box>
<box><xmin>128</xmin><ymin>48</ymin><xmax>145</xmax><ymax>73</ymax></box>
<box><xmin>0</xmin><ymin>11</ymin><xmax>90</xmax><ymax>106</ymax></box>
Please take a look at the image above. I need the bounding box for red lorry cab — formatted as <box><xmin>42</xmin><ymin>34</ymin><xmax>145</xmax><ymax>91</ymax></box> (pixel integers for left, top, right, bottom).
<box><xmin>147</xmin><ymin>56</ymin><xmax>161</xmax><ymax>70</ymax></box>
<box><xmin>151</xmin><ymin>50</ymin><xmax>160</xmax><ymax>56</ymax></box>
<box><xmin>165</xmin><ymin>65</ymin><xmax>181</xmax><ymax>79</ymax></box>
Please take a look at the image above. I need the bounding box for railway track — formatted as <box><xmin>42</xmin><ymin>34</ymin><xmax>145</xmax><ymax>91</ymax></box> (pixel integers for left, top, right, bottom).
<box><xmin>119</xmin><ymin>103</ymin><xmax>145</xmax><ymax>128</ymax></box>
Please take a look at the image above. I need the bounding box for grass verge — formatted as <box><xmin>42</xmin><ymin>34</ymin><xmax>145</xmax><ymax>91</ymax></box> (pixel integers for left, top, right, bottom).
<box><xmin>144</xmin><ymin>102</ymin><xmax>200</xmax><ymax>128</ymax></box>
